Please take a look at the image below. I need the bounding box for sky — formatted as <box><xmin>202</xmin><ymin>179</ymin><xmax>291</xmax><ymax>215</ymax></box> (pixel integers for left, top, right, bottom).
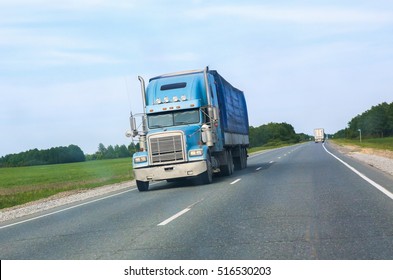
<box><xmin>1</xmin><ymin>0</ymin><xmax>393</xmax><ymax>156</ymax></box>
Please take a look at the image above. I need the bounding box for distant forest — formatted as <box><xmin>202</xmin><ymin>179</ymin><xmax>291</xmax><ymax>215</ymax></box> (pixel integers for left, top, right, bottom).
<box><xmin>1</xmin><ymin>122</ymin><xmax>311</xmax><ymax>168</ymax></box>
<box><xmin>334</xmin><ymin>102</ymin><xmax>393</xmax><ymax>139</ymax></box>
<box><xmin>85</xmin><ymin>143</ymin><xmax>138</xmax><ymax>161</ymax></box>
<box><xmin>0</xmin><ymin>143</ymin><xmax>140</xmax><ymax>168</ymax></box>
<box><xmin>249</xmin><ymin>122</ymin><xmax>310</xmax><ymax>148</ymax></box>
<box><xmin>0</xmin><ymin>145</ymin><xmax>85</xmax><ymax>168</ymax></box>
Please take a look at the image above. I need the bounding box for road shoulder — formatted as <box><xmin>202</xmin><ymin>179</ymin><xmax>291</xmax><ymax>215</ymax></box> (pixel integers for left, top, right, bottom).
<box><xmin>328</xmin><ymin>141</ymin><xmax>393</xmax><ymax>177</ymax></box>
<box><xmin>0</xmin><ymin>180</ymin><xmax>135</xmax><ymax>223</ymax></box>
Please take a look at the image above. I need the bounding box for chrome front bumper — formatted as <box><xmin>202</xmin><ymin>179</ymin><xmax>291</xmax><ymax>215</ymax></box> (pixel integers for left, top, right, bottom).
<box><xmin>133</xmin><ymin>161</ymin><xmax>207</xmax><ymax>182</ymax></box>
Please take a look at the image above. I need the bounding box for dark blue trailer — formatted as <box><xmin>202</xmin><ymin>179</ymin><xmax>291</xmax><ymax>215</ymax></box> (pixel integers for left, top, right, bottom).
<box><xmin>210</xmin><ymin>70</ymin><xmax>249</xmax><ymax>144</ymax></box>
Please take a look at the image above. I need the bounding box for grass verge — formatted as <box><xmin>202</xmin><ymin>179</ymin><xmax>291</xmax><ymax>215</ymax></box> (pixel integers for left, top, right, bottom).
<box><xmin>331</xmin><ymin>137</ymin><xmax>393</xmax><ymax>152</ymax></box>
<box><xmin>0</xmin><ymin>158</ymin><xmax>133</xmax><ymax>209</ymax></box>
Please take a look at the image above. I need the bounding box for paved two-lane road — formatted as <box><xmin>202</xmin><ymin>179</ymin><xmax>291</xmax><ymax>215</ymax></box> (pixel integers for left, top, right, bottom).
<box><xmin>1</xmin><ymin>142</ymin><xmax>393</xmax><ymax>259</ymax></box>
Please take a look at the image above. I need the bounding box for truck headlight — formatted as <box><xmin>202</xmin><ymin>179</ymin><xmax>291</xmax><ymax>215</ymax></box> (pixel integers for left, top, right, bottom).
<box><xmin>189</xmin><ymin>149</ymin><xmax>203</xmax><ymax>157</ymax></box>
<box><xmin>134</xmin><ymin>156</ymin><xmax>147</xmax><ymax>163</ymax></box>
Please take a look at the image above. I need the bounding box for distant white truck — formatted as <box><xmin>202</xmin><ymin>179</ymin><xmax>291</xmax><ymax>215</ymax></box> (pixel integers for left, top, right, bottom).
<box><xmin>314</xmin><ymin>128</ymin><xmax>325</xmax><ymax>143</ymax></box>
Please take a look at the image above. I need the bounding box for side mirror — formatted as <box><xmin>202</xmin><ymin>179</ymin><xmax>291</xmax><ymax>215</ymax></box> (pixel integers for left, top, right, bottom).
<box><xmin>125</xmin><ymin>130</ymin><xmax>133</xmax><ymax>138</ymax></box>
<box><xmin>212</xmin><ymin>106</ymin><xmax>219</xmax><ymax>122</ymax></box>
<box><xmin>129</xmin><ymin>115</ymin><xmax>138</xmax><ymax>137</ymax></box>
<box><xmin>207</xmin><ymin>106</ymin><xmax>219</xmax><ymax>127</ymax></box>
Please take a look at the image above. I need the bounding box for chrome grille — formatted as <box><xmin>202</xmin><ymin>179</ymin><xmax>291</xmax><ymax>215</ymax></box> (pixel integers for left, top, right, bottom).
<box><xmin>149</xmin><ymin>133</ymin><xmax>185</xmax><ymax>165</ymax></box>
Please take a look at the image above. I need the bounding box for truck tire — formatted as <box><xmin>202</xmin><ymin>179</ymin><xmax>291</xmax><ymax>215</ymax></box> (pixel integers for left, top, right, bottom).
<box><xmin>221</xmin><ymin>149</ymin><xmax>234</xmax><ymax>176</ymax></box>
<box><xmin>136</xmin><ymin>180</ymin><xmax>149</xmax><ymax>192</ymax></box>
<box><xmin>240</xmin><ymin>147</ymin><xmax>247</xmax><ymax>169</ymax></box>
<box><xmin>234</xmin><ymin>147</ymin><xmax>247</xmax><ymax>170</ymax></box>
<box><xmin>196</xmin><ymin>156</ymin><xmax>213</xmax><ymax>185</ymax></box>
<box><xmin>234</xmin><ymin>147</ymin><xmax>242</xmax><ymax>170</ymax></box>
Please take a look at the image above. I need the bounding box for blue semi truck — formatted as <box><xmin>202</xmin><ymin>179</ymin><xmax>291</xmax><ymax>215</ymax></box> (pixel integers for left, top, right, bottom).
<box><xmin>127</xmin><ymin>67</ymin><xmax>249</xmax><ymax>191</ymax></box>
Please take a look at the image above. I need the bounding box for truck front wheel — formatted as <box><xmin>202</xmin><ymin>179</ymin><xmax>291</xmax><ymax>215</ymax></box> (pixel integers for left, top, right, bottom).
<box><xmin>196</xmin><ymin>157</ymin><xmax>213</xmax><ymax>185</ymax></box>
<box><xmin>136</xmin><ymin>180</ymin><xmax>149</xmax><ymax>192</ymax></box>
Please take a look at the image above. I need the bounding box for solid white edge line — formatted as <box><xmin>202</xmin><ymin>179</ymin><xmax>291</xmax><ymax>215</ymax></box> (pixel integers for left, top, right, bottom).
<box><xmin>323</xmin><ymin>143</ymin><xmax>393</xmax><ymax>201</ymax></box>
<box><xmin>157</xmin><ymin>208</ymin><xmax>191</xmax><ymax>226</ymax></box>
<box><xmin>230</xmin><ymin>179</ymin><xmax>241</xmax><ymax>185</ymax></box>
<box><xmin>0</xmin><ymin>188</ymin><xmax>136</xmax><ymax>230</ymax></box>
<box><xmin>256</xmin><ymin>167</ymin><xmax>262</xmax><ymax>171</ymax></box>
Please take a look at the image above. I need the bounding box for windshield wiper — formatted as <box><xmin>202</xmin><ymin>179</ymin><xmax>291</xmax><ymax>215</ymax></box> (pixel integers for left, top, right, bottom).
<box><xmin>150</xmin><ymin>125</ymin><xmax>165</xmax><ymax>128</ymax></box>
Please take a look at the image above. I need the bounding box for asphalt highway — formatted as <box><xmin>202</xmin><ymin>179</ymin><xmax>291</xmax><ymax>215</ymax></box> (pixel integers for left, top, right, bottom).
<box><xmin>1</xmin><ymin>141</ymin><xmax>393</xmax><ymax>259</ymax></box>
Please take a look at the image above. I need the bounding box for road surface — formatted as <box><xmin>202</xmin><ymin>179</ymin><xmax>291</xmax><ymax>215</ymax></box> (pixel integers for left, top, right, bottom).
<box><xmin>1</xmin><ymin>141</ymin><xmax>393</xmax><ymax>259</ymax></box>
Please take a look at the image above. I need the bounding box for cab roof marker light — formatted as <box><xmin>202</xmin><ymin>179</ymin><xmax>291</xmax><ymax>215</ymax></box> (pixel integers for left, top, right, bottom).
<box><xmin>173</xmin><ymin>96</ymin><xmax>179</xmax><ymax>102</ymax></box>
<box><xmin>164</xmin><ymin>96</ymin><xmax>169</xmax><ymax>103</ymax></box>
<box><xmin>181</xmin><ymin>95</ymin><xmax>187</xmax><ymax>101</ymax></box>
<box><xmin>156</xmin><ymin>98</ymin><xmax>162</xmax><ymax>104</ymax></box>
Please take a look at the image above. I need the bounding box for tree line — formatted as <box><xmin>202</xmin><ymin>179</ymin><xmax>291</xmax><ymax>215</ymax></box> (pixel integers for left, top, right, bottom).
<box><xmin>334</xmin><ymin>102</ymin><xmax>393</xmax><ymax>139</ymax></box>
<box><xmin>1</xmin><ymin>122</ymin><xmax>310</xmax><ymax>167</ymax></box>
<box><xmin>0</xmin><ymin>142</ymin><xmax>140</xmax><ymax>168</ymax></box>
<box><xmin>0</xmin><ymin>145</ymin><xmax>85</xmax><ymax>168</ymax></box>
<box><xmin>85</xmin><ymin>143</ymin><xmax>139</xmax><ymax>160</ymax></box>
<box><xmin>249</xmin><ymin>122</ymin><xmax>310</xmax><ymax>148</ymax></box>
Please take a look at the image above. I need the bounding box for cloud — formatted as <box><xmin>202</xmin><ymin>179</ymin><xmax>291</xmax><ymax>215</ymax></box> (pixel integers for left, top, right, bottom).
<box><xmin>44</xmin><ymin>50</ymin><xmax>121</xmax><ymax>65</ymax></box>
<box><xmin>0</xmin><ymin>26</ymin><xmax>122</xmax><ymax>71</ymax></box>
<box><xmin>0</xmin><ymin>0</ymin><xmax>139</xmax><ymax>26</ymax></box>
<box><xmin>149</xmin><ymin>52</ymin><xmax>200</xmax><ymax>63</ymax></box>
<box><xmin>0</xmin><ymin>28</ymin><xmax>93</xmax><ymax>48</ymax></box>
<box><xmin>186</xmin><ymin>5</ymin><xmax>393</xmax><ymax>25</ymax></box>
<box><xmin>0</xmin><ymin>76</ymin><xmax>135</xmax><ymax>155</ymax></box>
<box><xmin>1</xmin><ymin>0</ymin><xmax>393</xmax><ymax>155</ymax></box>
<box><xmin>0</xmin><ymin>0</ymin><xmax>136</xmax><ymax>11</ymax></box>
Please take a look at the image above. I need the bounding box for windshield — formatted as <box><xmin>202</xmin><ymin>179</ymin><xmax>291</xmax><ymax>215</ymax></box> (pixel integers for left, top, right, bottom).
<box><xmin>148</xmin><ymin>109</ymin><xmax>200</xmax><ymax>128</ymax></box>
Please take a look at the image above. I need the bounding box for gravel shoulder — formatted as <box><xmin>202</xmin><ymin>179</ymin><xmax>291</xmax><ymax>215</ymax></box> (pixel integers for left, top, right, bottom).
<box><xmin>2</xmin><ymin>142</ymin><xmax>393</xmax><ymax>223</ymax></box>
<box><xmin>0</xmin><ymin>180</ymin><xmax>136</xmax><ymax>223</ymax></box>
<box><xmin>329</xmin><ymin>141</ymin><xmax>393</xmax><ymax>177</ymax></box>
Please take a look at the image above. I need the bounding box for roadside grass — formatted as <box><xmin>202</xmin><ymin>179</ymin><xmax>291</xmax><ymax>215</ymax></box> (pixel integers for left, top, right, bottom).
<box><xmin>331</xmin><ymin>137</ymin><xmax>393</xmax><ymax>152</ymax></box>
<box><xmin>0</xmin><ymin>158</ymin><xmax>133</xmax><ymax>209</ymax></box>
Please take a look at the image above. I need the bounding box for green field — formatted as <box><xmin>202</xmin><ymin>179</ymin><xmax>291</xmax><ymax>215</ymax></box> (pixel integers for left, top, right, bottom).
<box><xmin>0</xmin><ymin>158</ymin><xmax>133</xmax><ymax>209</ymax></box>
<box><xmin>331</xmin><ymin>137</ymin><xmax>393</xmax><ymax>151</ymax></box>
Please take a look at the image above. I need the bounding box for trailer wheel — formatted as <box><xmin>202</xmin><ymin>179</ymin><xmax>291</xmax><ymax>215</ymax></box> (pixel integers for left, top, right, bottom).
<box><xmin>234</xmin><ymin>151</ymin><xmax>241</xmax><ymax>170</ymax></box>
<box><xmin>136</xmin><ymin>180</ymin><xmax>149</xmax><ymax>192</ymax></box>
<box><xmin>234</xmin><ymin>147</ymin><xmax>247</xmax><ymax>170</ymax></box>
<box><xmin>234</xmin><ymin>147</ymin><xmax>242</xmax><ymax>170</ymax></box>
<box><xmin>221</xmin><ymin>149</ymin><xmax>234</xmax><ymax>176</ymax></box>
<box><xmin>240</xmin><ymin>147</ymin><xmax>247</xmax><ymax>169</ymax></box>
